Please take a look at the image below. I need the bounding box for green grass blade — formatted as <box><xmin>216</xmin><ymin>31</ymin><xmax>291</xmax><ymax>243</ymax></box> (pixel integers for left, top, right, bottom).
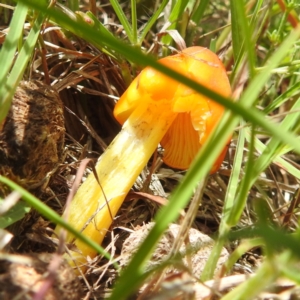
<box><xmin>264</xmin><ymin>80</ymin><xmax>300</xmax><ymax>114</ymax></box>
<box><xmin>67</xmin><ymin>0</ymin><xmax>79</xmax><ymax>11</ymax></box>
<box><xmin>240</xmin><ymin>26</ymin><xmax>300</xmax><ymax>107</ymax></box>
<box><xmin>225</xmin><ymin>92</ymin><xmax>300</xmax><ymax>228</ymax></box>
<box><xmin>224</xmin><ymin>238</ymin><xmax>264</xmax><ymax>274</ymax></box>
<box><xmin>223</xmin><ymin>234</ymin><xmax>300</xmax><ymax>299</ymax></box>
<box><xmin>0</xmin><ymin>2</ymin><xmax>28</xmax><ymax>123</ymax></box>
<box><xmin>138</xmin><ymin>0</ymin><xmax>169</xmax><ymax>44</ymax></box>
<box><xmin>230</xmin><ymin>0</ymin><xmax>266</xmax><ymax>84</ymax></box>
<box><xmin>161</xmin><ymin>0</ymin><xmax>189</xmax><ymax>48</ymax></box>
<box><xmin>245</xmin><ymin>132</ymin><xmax>300</xmax><ymax>179</ymax></box>
<box><xmin>131</xmin><ymin>0</ymin><xmax>137</xmax><ymax>44</ymax></box>
<box><xmin>222</xmin><ymin>260</ymin><xmax>277</xmax><ymax>300</ymax></box>
<box><xmin>222</xmin><ymin>120</ymin><xmax>246</xmax><ymax>226</ymax></box>
<box><xmin>109</xmin><ymin>0</ymin><xmax>134</xmax><ymax>44</ymax></box>
<box><xmin>227</xmin><ymin>125</ymin><xmax>256</xmax><ymax>227</ymax></box>
<box><xmin>0</xmin><ymin>176</ymin><xmax>115</xmax><ymax>264</ymax></box>
<box><xmin>230</xmin><ymin>0</ymin><xmax>256</xmax><ymax>78</ymax></box>
<box><xmin>230</xmin><ymin>0</ymin><xmax>244</xmax><ymax>62</ymax></box>
<box><xmin>201</xmin><ymin>119</ymin><xmax>246</xmax><ymax>280</ymax></box>
<box><xmin>243</xmin><ymin>90</ymin><xmax>300</xmax><ymax>190</ymax></box>
<box><xmin>241</xmin><ymin>95</ymin><xmax>300</xmax><ymax>191</ymax></box>
<box><xmin>0</xmin><ymin>12</ymin><xmax>45</xmax><ymax>123</ymax></box>
<box><xmin>84</xmin><ymin>11</ymin><xmax>121</xmax><ymax>59</ymax></box>
<box><xmin>249</xmin><ymin>0</ymin><xmax>265</xmax><ymax>34</ymax></box>
<box><xmin>191</xmin><ymin>0</ymin><xmax>209</xmax><ymax>24</ymax></box>
<box><xmin>0</xmin><ymin>197</ymin><xmax>31</xmax><ymax>228</ymax></box>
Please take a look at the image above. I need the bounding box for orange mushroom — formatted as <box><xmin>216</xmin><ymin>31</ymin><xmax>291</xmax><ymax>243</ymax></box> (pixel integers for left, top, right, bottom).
<box><xmin>55</xmin><ymin>46</ymin><xmax>231</xmax><ymax>271</ymax></box>
<box><xmin>114</xmin><ymin>46</ymin><xmax>231</xmax><ymax>172</ymax></box>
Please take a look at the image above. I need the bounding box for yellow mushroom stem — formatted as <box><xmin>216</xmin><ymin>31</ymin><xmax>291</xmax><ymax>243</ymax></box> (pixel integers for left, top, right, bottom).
<box><xmin>55</xmin><ymin>97</ymin><xmax>177</xmax><ymax>268</ymax></box>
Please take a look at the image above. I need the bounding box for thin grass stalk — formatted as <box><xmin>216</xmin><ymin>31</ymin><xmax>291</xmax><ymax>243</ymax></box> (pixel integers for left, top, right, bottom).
<box><xmin>161</xmin><ymin>0</ymin><xmax>189</xmax><ymax>50</ymax></box>
<box><xmin>131</xmin><ymin>0</ymin><xmax>137</xmax><ymax>44</ymax></box>
<box><xmin>221</xmin><ymin>259</ymin><xmax>277</xmax><ymax>300</ymax></box>
<box><xmin>201</xmin><ymin>119</ymin><xmax>246</xmax><ymax>280</ymax></box>
<box><xmin>230</xmin><ymin>0</ymin><xmax>256</xmax><ymax>78</ymax></box>
<box><xmin>68</xmin><ymin>0</ymin><xmax>79</xmax><ymax>12</ymax></box>
<box><xmin>191</xmin><ymin>0</ymin><xmax>209</xmax><ymax>24</ymax></box>
<box><xmin>109</xmin><ymin>0</ymin><xmax>133</xmax><ymax>43</ymax></box>
<box><xmin>0</xmin><ymin>12</ymin><xmax>45</xmax><ymax>124</ymax></box>
<box><xmin>0</xmin><ymin>176</ymin><xmax>114</xmax><ymax>263</ymax></box>
<box><xmin>245</xmin><ymin>131</ymin><xmax>300</xmax><ymax>179</ymax></box>
<box><xmin>138</xmin><ymin>0</ymin><xmax>169</xmax><ymax>44</ymax></box>
<box><xmin>223</xmin><ymin>238</ymin><xmax>264</xmax><ymax>274</ymax></box>
<box><xmin>0</xmin><ymin>2</ymin><xmax>28</xmax><ymax>123</ymax></box>
<box><xmin>240</xmin><ymin>94</ymin><xmax>300</xmax><ymax>196</ymax></box>
<box><xmin>228</xmin><ymin>124</ymin><xmax>256</xmax><ymax>227</ymax></box>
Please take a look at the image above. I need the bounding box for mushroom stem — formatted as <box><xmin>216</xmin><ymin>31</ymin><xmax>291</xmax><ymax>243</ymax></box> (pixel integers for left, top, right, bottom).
<box><xmin>55</xmin><ymin>97</ymin><xmax>177</xmax><ymax>268</ymax></box>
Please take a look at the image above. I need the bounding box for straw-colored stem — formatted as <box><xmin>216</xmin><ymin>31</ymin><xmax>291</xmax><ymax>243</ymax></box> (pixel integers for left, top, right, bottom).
<box><xmin>55</xmin><ymin>98</ymin><xmax>177</xmax><ymax>268</ymax></box>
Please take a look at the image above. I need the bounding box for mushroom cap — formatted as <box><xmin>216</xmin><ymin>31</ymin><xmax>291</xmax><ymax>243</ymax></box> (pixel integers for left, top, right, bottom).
<box><xmin>114</xmin><ymin>46</ymin><xmax>231</xmax><ymax>172</ymax></box>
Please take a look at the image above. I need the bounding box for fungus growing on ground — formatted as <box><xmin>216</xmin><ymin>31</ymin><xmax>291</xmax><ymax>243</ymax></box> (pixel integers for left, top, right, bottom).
<box><xmin>55</xmin><ymin>46</ymin><xmax>231</xmax><ymax>269</ymax></box>
<box><xmin>114</xmin><ymin>46</ymin><xmax>231</xmax><ymax>172</ymax></box>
